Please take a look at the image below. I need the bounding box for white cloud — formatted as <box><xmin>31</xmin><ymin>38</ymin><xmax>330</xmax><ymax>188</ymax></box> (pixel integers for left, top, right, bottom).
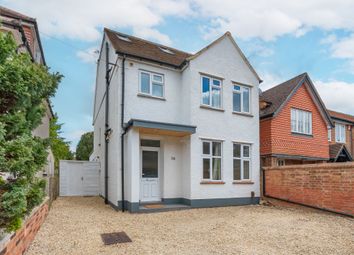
<box><xmin>3</xmin><ymin>0</ymin><xmax>354</xmax><ymax>44</ymax></box>
<box><xmin>66</xmin><ymin>129</ymin><xmax>92</xmax><ymax>151</ymax></box>
<box><xmin>1</xmin><ymin>0</ymin><xmax>192</xmax><ymax>44</ymax></box>
<box><xmin>320</xmin><ymin>34</ymin><xmax>337</xmax><ymax>45</ymax></box>
<box><xmin>322</xmin><ymin>33</ymin><xmax>354</xmax><ymax>73</ymax></box>
<box><xmin>259</xmin><ymin>72</ymin><xmax>283</xmax><ymax>91</ymax></box>
<box><xmin>315</xmin><ymin>80</ymin><xmax>354</xmax><ymax>115</ymax></box>
<box><xmin>192</xmin><ymin>0</ymin><xmax>354</xmax><ymax>41</ymax></box>
<box><xmin>331</xmin><ymin>34</ymin><xmax>354</xmax><ymax>59</ymax></box>
<box><xmin>76</xmin><ymin>47</ymin><xmax>99</xmax><ymax>63</ymax></box>
<box><xmin>133</xmin><ymin>27</ymin><xmax>172</xmax><ymax>45</ymax></box>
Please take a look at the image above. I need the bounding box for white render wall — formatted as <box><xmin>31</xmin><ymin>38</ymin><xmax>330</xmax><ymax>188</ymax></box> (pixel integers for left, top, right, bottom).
<box><xmin>92</xmin><ymin>36</ymin><xmax>122</xmax><ymax>206</ymax></box>
<box><xmin>123</xmin><ymin>61</ymin><xmax>188</xmax><ymax>125</ymax></box>
<box><xmin>186</xmin><ymin>36</ymin><xmax>260</xmax><ymax>199</ymax></box>
<box><xmin>125</xmin><ymin>132</ymin><xmax>185</xmax><ymax>203</ymax></box>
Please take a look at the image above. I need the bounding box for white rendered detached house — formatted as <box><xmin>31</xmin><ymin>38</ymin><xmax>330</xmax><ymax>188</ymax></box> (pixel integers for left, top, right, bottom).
<box><xmin>91</xmin><ymin>28</ymin><xmax>262</xmax><ymax>212</ymax></box>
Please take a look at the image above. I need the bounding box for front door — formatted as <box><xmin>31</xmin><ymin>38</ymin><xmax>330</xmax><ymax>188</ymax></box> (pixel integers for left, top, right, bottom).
<box><xmin>140</xmin><ymin>147</ymin><xmax>160</xmax><ymax>202</ymax></box>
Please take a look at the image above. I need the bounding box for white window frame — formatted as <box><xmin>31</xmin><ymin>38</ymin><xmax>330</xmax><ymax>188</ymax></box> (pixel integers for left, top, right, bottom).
<box><xmin>202</xmin><ymin>140</ymin><xmax>223</xmax><ymax>181</ymax></box>
<box><xmin>200</xmin><ymin>75</ymin><xmax>223</xmax><ymax>109</ymax></box>
<box><xmin>233</xmin><ymin>84</ymin><xmax>251</xmax><ymax>114</ymax></box>
<box><xmin>233</xmin><ymin>143</ymin><xmax>251</xmax><ymax>181</ymax></box>
<box><xmin>277</xmin><ymin>159</ymin><xmax>285</xmax><ymax>166</ymax></box>
<box><xmin>139</xmin><ymin>70</ymin><xmax>165</xmax><ymax>98</ymax></box>
<box><xmin>291</xmin><ymin>108</ymin><xmax>312</xmax><ymax>135</ymax></box>
<box><xmin>335</xmin><ymin>123</ymin><xmax>346</xmax><ymax>143</ymax></box>
<box><xmin>328</xmin><ymin>128</ymin><xmax>332</xmax><ymax>141</ymax></box>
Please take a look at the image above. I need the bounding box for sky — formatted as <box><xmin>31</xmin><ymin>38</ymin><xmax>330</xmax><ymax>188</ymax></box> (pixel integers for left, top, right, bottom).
<box><xmin>1</xmin><ymin>0</ymin><xmax>354</xmax><ymax>151</ymax></box>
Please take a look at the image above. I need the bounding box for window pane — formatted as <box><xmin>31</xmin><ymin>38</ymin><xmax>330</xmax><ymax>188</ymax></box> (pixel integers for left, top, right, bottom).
<box><xmin>233</xmin><ymin>92</ymin><xmax>241</xmax><ymax>112</ymax></box>
<box><xmin>213</xmin><ymin>79</ymin><xmax>221</xmax><ymax>86</ymax></box>
<box><xmin>211</xmin><ymin>87</ymin><xmax>221</xmax><ymax>108</ymax></box>
<box><xmin>242</xmin><ymin>88</ymin><xmax>250</xmax><ymax>112</ymax></box>
<box><xmin>298</xmin><ymin>111</ymin><xmax>304</xmax><ymax>133</ymax></box>
<box><xmin>243</xmin><ymin>145</ymin><xmax>250</xmax><ymax>157</ymax></box>
<box><xmin>212</xmin><ymin>158</ymin><xmax>221</xmax><ymax>180</ymax></box>
<box><xmin>142</xmin><ymin>151</ymin><xmax>158</xmax><ymax>178</ymax></box>
<box><xmin>233</xmin><ymin>159</ymin><xmax>241</xmax><ymax>180</ymax></box>
<box><xmin>243</xmin><ymin>160</ymin><xmax>250</xmax><ymax>179</ymax></box>
<box><xmin>152</xmin><ymin>83</ymin><xmax>163</xmax><ymax>97</ymax></box>
<box><xmin>234</xmin><ymin>85</ymin><xmax>241</xmax><ymax>91</ymax></box>
<box><xmin>140</xmin><ymin>139</ymin><xmax>160</xmax><ymax>147</ymax></box>
<box><xmin>153</xmin><ymin>74</ymin><xmax>162</xmax><ymax>82</ymax></box>
<box><xmin>141</xmin><ymin>72</ymin><xmax>150</xmax><ymax>93</ymax></box>
<box><xmin>233</xmin><ymin>144</ymin><xmax>241</xmax><ymax>158</ymax></box>
<box><xmin>202</xmin><ymin>77</ymin><xmax>210</xmax><ymax>105</ymax></box>
<box><xmin>203</xmin><ymin>142</ymin><xmax>210</xmax><ymax>155</ymax></box>
<box><xmin>291</xmin><ymin>109</ymin><xmax>296</xmax><ymax>132</ymax></box>
<box><xmin>203</xmin><ymin>158</ymin><xmax>210</xmax><ymax>179</ymax></box>
<box><xmin>212</xmin><ymin>142</ymin><xmax>221</xmax><ymax>156</ymax></box>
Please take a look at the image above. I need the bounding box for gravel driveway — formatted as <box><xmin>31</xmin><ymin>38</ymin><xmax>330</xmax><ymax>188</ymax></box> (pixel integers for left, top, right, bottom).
<box><xmin>27</xmin><ymin>197</ymin><xmax>354</xmax><ymax>255</ymax></box>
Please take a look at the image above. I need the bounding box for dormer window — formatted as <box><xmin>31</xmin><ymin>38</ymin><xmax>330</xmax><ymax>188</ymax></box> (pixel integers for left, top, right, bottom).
<box><xmin>159</xmin><ymin>47</ymin><xmax>174</xmax><ymax>55</ymax></box>
<box><xmin>335</xmin><ymin>123</ymin><xmax>346</xmax><ymax>143</ymax></box>
<box><xmin>117</xmin><ymin>34</ymin><xmax>131</xmax><ymax>42</ymax></box>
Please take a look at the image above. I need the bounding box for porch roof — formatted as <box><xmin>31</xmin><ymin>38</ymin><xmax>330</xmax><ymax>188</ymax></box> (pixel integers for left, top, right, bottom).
<box><xmin>126</xmin><ymin>119</ymin><xmax>196</xmax><ymax>137</ymax></box>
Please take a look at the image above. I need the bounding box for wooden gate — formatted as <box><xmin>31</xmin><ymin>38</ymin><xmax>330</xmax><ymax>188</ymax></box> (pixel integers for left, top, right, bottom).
<box><xmin>59</xmin><ymin>160</ymin><xmax>100</xmax><ymax>196</ymax></box>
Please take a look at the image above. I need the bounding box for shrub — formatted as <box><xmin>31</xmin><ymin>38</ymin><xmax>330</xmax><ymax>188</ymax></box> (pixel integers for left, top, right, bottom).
<box><xmin>0</xmin><ymin>31</ymin><xmax>61</xmax><ymax>232</ymax></box>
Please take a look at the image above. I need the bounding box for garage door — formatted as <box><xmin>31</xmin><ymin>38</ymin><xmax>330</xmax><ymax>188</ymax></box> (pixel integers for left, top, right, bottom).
<box><xmin>59</xmin><ymin>160</ymin><xmax>100</xmax><ymax>196</ymax></box>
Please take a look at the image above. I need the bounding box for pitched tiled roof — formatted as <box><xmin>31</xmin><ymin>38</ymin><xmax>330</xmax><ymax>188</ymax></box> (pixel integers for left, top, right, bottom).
<box><xmin>328</xmin><ymin>110</ymin><xmax>354</xmax><ymax>124</ymax></box>
<box><xmin>329</xmin><ymin>143</ymin><xmax>343</xmax><ymax>159</ymax></box>
<box><xmin>105</xmin><ymin>28</ymin><xmax>192</xmax><ymax>68</ymax></box>
<box><xmin>329</xmin><ymin>143</ymin><xmax>353</xmax><ymax>161</ymax></box>
<box><xmin>260</xmin><ymin>73</ymin><xmax>307</xmax><ymax>118</ymax></box>
<box><xmin>0</xmin><ymin>6</ymin><xmax>35</xmax><ymax>22</ymax></box>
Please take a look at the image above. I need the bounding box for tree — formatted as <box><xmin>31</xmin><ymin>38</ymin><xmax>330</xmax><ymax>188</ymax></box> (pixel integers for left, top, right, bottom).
<box><xmin>76</xmin><ymin>132</ymin><xmax>93</xmax><ymax>160</ymax></box>
<box><xmin>50</xmin><ymin>115</ymin><xmax>74</xmax><ymax>172</ymax></box>
<box><xmin>0</xmin><ymin>31</ymin><xmax>61</xmax><ymax>232</ymax></box>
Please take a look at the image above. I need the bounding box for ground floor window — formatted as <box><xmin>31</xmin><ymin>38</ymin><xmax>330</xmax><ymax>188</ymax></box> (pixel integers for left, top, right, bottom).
<box><xmin>202</xmin><ymin>140</ymin><xmax>222</xmax><ymax>180</ymax></box>
<box><xmin>277</xmin><ymin>159</ymin><xmax>285</xmax><ymax>166</ymax></box>
<box><xmin>233</xmin><ymin>143</ymin><xmax>251</xmax><ymax>180</ymax></box>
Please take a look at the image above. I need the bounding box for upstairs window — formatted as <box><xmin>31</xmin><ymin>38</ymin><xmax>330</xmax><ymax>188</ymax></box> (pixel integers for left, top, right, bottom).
<box><xmin>335</xmin><ymin>123</ymin><xmax>346</xmax><ymax>143</ymax></box>
<box><xmin>139</xmin><ymin>71</ymin><xmax>164</xmax><ymax>98</ymax></box>
<box><xmin>202</xmin><ymin>141</ymin><xmax>222</xmax><ymax>181</ymax></box>
<box><xmin>201</xmin><ymin>75</ymin><xmax>222</xmax><ymax>109</ymax></box>
<box><xmin>291</xmin><ymin>108</ymin><xmax>312</xmax><ymax>135</ymax></box>
<box><xmin>233</xmin><ymin>84</ymin><xmax>250</xmax><ymax>113</ymax></box>
<box><xmin>328</xmin><ymin>128</ymin><xmax>332</xmax><ymax>141</ymax></box>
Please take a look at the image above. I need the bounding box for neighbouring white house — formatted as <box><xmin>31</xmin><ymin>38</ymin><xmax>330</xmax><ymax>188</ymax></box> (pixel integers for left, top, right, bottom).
<box><xmin>91</xmin><ymin>28</ymin><xmax>262</xmax><ymax>212</ymax></box>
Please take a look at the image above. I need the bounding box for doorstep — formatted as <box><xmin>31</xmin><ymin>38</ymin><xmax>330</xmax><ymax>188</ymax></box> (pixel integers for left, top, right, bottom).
<box><xmin>138</xmin><ymin>203</ymin><xmax>191</xmax><ymax>213</ymax></box>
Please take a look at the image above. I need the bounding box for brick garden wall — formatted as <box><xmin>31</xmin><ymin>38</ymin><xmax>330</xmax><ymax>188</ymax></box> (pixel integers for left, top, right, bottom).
<box><xmin>0</xmin><ymin>198</ymin><xmax>49</xmax><ymax>255</ymax></box>
<box><xmin>264</xmin><ymin>163</ymin><xmax>354</xmax><ymax>216</ymax></box>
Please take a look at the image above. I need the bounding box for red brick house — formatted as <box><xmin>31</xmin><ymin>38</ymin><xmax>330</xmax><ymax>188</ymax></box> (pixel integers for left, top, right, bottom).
<box><xmin>327</xmin><ymin>110</ymin><xmax>354</xmax><ymax>162</ymax></box>
<box><xmin>260</xmin><ymin>73</ymin><xmax>333</xmax><ymax>167</ymax></box>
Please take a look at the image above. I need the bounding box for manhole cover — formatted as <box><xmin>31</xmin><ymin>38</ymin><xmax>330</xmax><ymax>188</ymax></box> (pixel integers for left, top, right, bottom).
<box><xmin>101</xmin><ymin>232</ymin><xmax>132</xmax><ymax>245</ymax></box>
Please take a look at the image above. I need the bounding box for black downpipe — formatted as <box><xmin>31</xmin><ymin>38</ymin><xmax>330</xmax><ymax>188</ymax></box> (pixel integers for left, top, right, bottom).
<box><xmin>104</xmin><ymin>42</ymin><xmax>110</xmax><ymax>204</ymax></box>
<box><xmin>120</xmin><ymin>56</ymin><xmax>126</xmax><ymax>212</ymax></box>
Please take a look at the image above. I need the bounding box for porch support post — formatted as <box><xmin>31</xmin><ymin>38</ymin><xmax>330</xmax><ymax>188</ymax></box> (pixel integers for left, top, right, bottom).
<box><xmin>125</xmin><ymin>128</ymin><xmax>140</xmax><ymax>210</ymax></box>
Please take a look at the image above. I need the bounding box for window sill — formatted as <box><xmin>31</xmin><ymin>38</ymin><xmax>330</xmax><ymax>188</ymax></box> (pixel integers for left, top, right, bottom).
<box><xmin>200</xmin><ymin>105</ymin><xmax>225</xmax><ymax>112</ymax></box>
<box><xmin>200</xmin><ymin>181</ymin><xmax>225</xmax><ymax>185</ymax></box>
<box><xmin>232</xmin><ymin>181</ymin><xmax>254</xmax><ymax>184</ymax></box>
<box><xmin>137</xmin><ymin>93</ymin><xmax>166</xmax><ymax>101</ymax></box>
<box><xmin>232</xmin><ymin>111</ymin><xmax>253</xmax><ymax>117</ymax></box>
<box><xmin>291</xmin><ymin>132</ymin><xmax>313</xmax><ymax>138</ymax></box>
